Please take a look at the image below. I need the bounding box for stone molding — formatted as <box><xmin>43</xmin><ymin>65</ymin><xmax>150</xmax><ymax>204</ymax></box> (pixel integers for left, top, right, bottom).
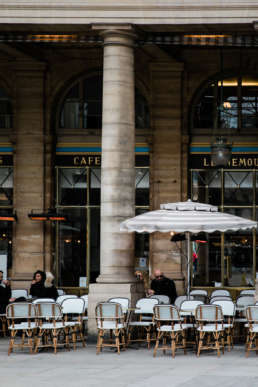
<box><xmin>0</xmin><ymin>1</ymin><xmax>258</xmax><ymax>24</ymax></box>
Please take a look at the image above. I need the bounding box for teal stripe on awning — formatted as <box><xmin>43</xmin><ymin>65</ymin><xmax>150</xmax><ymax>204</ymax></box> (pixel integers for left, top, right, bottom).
<box><xmin>56</xmin><ymin>146</ymin><xmax>149</xmax><ymax>153</ymax></box>
<box><xmin>190</xmin><ymin>146</ymin><xmax>258</xmax><ymax>153</ymax></box>
<box><xmin>0</xmin><ymin>147</ymin><xmax>13</xmax><ymax>152</ymax></box>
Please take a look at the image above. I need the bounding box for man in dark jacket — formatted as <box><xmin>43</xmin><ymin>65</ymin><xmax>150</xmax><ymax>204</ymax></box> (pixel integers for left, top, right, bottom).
<box><xmin>149</xmin><ymin>269</ymin><xmax>177</xmax><ymax>304</ymax></box>
<box><xmin>0</xmin><ymin>270</ymin><xmax>11</xmax><ymax>313</ymax></box>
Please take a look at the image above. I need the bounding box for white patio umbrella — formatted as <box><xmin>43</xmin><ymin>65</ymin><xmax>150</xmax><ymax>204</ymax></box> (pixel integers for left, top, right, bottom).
<box><xmin>120</xmin><ymin>200</ymin><xmax>257</xmax><ymax>298</ymax></box>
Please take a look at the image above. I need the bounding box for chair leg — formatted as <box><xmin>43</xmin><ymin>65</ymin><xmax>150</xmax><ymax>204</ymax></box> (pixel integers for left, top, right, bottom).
<box><xmin>65</xmin><ymin>327</ymin><xmax>70</xmax><ymax>351</ymax></box>
<box><xmin>115</xmin><ymin>329</ymin><xmax>120</xmax><ymax>354</ymax></box>
<box><xmin>214</xmin><ymin>332</ymin><xmax>221</xmax><ymax>358</ymax></box>
<box><xmin>182</xmin><ymin>331</ymin><xmax>187</xmax><ymax>355</ymax></box>
<box><xmin>163</xmin><ymin>335</ymin><xmax>166</xmax><ymax>354</ymax></box>
<box><xmin>171</xmin><ymin>333</ymin><xmax>176</xmax><ymax>359</ymax></box>
<box><xmin>72</xmin><ymin>327</ymin><xmax>77</xmax><ymax>350</ymax></box>
<box><xmin>96</xmin><ymin>330</ymin><xmax>103</xmax><ymax>354</ymax></box>
<box><xmin>8</xmin><ymin>330</ymin><xmax>15</xmax><ymax>356</ymax></box>
<box><xmin>153</xmin><ymin>331</ymin><xmax>160</xmax><ymax>358</ymax></box>
<box><xmin>197</xmin><ymin>332</ymin><xmax>204</xmax><ymax>357</ymax></box>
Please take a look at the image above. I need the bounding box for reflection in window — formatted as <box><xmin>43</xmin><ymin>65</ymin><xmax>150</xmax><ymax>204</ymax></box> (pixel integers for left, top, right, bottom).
<box><xmin>135</xmin><ymin>168</ymin><xmax>149</xmax><ymax>206</ymax></box>
<box><xmin>0</xmin><ymin>88</ymin><xmax>12</xmax><ymax>129</ymax></box>
<box><xmin>192</xmin><ymin>233</ymin><xmax>221</xmax><ymax>286</ymax></box>
<box><xmin>89</xmin><ymin>168</ymin><xmax>100</xmax><ymax>205</ymax></box>
<box><xmin>59</xmin><ymin>77</ymin><xmax>150</xmax><ymax>130</ymax></box>
<box><xmin>58</xmin><ymin>168</ymin><xmax>87</xmax><ymax>206</ymax></box>
<box><xmin>192</xmin><ymin>76</ymin><xmax>258</xmax><ymax>131</ymax></box>
<box><xmin>57</xmin><ymin>208</ymin><xmax>87</xmax><ymax>287</ymax></box>
<box><xmin>0</xmin><ymin>168</ymin><xmax>13</xmax><ymax>205</ymax></box>
<box><xmin>224</xmin><ymin>171</ymin><xmax>253</xmax><ymax>206</ymax></box>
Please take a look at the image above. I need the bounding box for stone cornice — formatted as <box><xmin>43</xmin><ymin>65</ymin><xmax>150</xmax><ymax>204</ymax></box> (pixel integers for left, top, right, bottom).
<box><xmin>0</xmin><ymin>1</ymin><xmax>258</xmax><ymax>25</ymax></box>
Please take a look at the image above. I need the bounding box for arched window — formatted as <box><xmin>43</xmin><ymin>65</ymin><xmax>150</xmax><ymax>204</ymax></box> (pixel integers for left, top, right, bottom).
<box><xmin>0</xmin><ymin>87</ymin><xmax>12</xmax><ymax>129</ymax></box>
<box><xmin>192</xmin><ymin>75</ymin><xmax>258</xmax><ymax>132</ymax></box>
<box><xmin>59</xmin><ymin>75</ymin><xmax>150</xmax><ymax>130</ymax></box>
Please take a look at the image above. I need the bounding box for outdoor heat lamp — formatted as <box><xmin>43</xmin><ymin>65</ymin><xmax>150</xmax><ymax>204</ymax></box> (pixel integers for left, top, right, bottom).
<box><xmin>28</xmin><ymin>209</ymin><xmax>67</xmax><ymax>221</ymax></box>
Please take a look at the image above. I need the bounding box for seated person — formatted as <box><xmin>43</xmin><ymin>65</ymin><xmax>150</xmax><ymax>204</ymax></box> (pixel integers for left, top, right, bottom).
<box><xmin>30</xmin><ymin>270</ymin><xmax>46</xmax><ymax>299</ymax></box>
<box><xmin>44</xmin><ymin>272</ymin><xmax>58</xmax><ymax>300</ymax></box>
<box><xmin>148</xmin><ymin>269</ymin><xmax>177</xmax><ymax>304</ymax></box>
<box><xmin>0</xmin><ymin>270</ymin><xmax>13</xmax><ymax>313</ymax></box>
<box><xmin>30</xmin><ymin>270</ymin><xmax>58</xmax><ymax>300</ymax></box>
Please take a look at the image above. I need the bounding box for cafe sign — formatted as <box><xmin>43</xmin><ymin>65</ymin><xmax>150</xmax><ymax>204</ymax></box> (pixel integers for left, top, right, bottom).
<box><xmin>190</xmin><ymin>154</ymin><xmax>258</xmax><ymax>169</ymax></box>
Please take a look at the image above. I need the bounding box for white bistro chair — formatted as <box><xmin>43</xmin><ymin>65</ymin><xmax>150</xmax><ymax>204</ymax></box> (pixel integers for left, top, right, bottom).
<box><xmin>246</xmin><ymin>306</ymin><xmax>258</xmax><ymax>357</ymax></box>
<box><xmin>153</xmin><ymin>305</ymin><xmax>187</xmax><ymax>358</ymax></box>
<box><xmin>34</xmin><ymin>302</ymin><xmax>69</xmax><ymax>354</ymax></box>
<box><xmin>61</xmin><ymin>298</ymin><xmax>86</xmax><ymax>349</ymax></box>
<box><xmin>210</xmin><ymin>289</ymin><xmax>231</xmax><ymax>298</ymax></box>
<box><xmin>127</xmin><ymin>298</ymin><xmax>158</xmax><ymax>349</ymax></box>
<box><xmin>95</xmin><ymin>302</ymin><xmax>126</xmax><ymax>354</ymax></box>
<box><xmin>212</xmin><ymin>299</ymin><xmax>235</xmax><ymax>351</ymax></box>
<box><xmin>150</xmin><ymin>295</ymin><xmax>170</xmax><ymax>305</ymax></box>
<box><xmin>56</xmin><ymin>294</ymin><xmax>78</xmax><ymax>304</ymax></box>
<box><xmin>195</xmin><ymin>304</ymin><xmax>225</xmax><ymax>357</ymax></box>
<box><xmin>6</xmin><ymin>303</ymin><xmax>36</xmax><ymax>355</ymax></box>
<box><xmin>11</xmin><ymin>289</ymin><xmax>28</xmax><ymax>299</ymax></box>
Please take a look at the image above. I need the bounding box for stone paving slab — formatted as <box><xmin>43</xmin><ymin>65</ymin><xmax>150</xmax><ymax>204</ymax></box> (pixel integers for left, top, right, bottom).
<box><xmin>1</xmin><ymin>338</ymin><xmax>258</xmax><ymax>387</ymax></box>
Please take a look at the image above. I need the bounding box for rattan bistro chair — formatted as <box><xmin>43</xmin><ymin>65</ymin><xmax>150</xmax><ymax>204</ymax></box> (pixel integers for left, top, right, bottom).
<box><xmin>212</xmin><ymin>300</ymin><xmax>235</xmax><ymax>351</ymax></box>
<box><xmin>150</xmin><ymin>295</ymin><xmax>170</xmax><ymax>305</ymax></box>
<box><xmin>61</xmin><ymin>298</ymin><xmax>86</xmax><ymax>349</ymax></box>
<box><xmin>153</xmin><ymin>305</ymin><xmax>187</xmax><ymax>358</ymax></box>
<box><xmin>34</xmin><ymin>302</ymin><xmax>69</xmax><ymax>354</ymax></box>
<box><xmin>246</xmin><ymin>306</ymin><xmax>258</xmax><ymax>357</ymax></box>
<box><xmin>95</xmin><ymin>302</ymin><xmax>126</xmax><ymax>354</ymax></box>
<box><xmin>195</xmin><ymin>304</ymin><xmax>225</xmax><ymax>357</ymax></box>
<box><xmin>127</xmin><ymin>298</ymin><xmax>158</xmax><ymax>349</ymax></box>
<box><xmin>6</xmin><ymin>303</ymin><xmax>37</xmax><ymax>355</ymax></box>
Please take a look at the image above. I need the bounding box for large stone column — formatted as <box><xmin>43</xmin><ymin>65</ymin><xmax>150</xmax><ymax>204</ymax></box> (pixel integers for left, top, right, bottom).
<box><xmin>88</xmin><ymin>25</ymin><xmax>144</xmax><ymax>335</ymax></box>
<box><xmin>12</xmin><ymin>62</ymin><xmax>47</xmax><ymax>289</ymax></box>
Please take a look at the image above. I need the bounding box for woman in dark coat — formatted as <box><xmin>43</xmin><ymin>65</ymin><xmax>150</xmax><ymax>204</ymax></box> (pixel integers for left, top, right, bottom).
<box><xmin>43</xmin><ymin>272</ymin><xmax>58</xmax><ymax>300</ymax></box>
<box><xmin>29</xmin><ymin>270</ymin><xmax>46</xmax><ymax>298</ymax></box>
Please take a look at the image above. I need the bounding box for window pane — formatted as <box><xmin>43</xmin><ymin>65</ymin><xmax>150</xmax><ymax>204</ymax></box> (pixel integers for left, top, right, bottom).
<box><xmin>0</xmin><ymin>209</ymin><xmax>13</xmax><ymax>274</ymax></box>
<box><xmin>224</xmin><ymin>171</ymin><xmax>253</xmax><ymax>206</ymax></box>
<box><xmin>0</xmin><ymin>88</ymin><xmax>12</xmax><ymax>129</ymax></box>
<box><xmin>135</xmin><ymin>90</ymin><xmax>150</xmax><ymax>129</ymax></box>
<box><xmin>218</xmin><ymin>78</ymin><xmax>238</xmax><ymax>129</ymax></box>
<box><xmin>0</xmin><ymin>168</ymin><xmax>13</xmax><ymax>206</ymax></box>
<box><xmin>59</xmin><ymin>84</ymin><xmax>80</xmax><ymax>128</ymax></box>
<box><xmin>135</xmin><ymin>208</ymin><xmax>149</xmax><ymax>272</ymax></box>
<box><xmin>58</xmin><ymin>168</ymin><xmax>87</xmax><ymax>206</ymax></box>
<box><xmin>191</xmin><ymin>170</ymin><xmax>221</xmax><ymax>205</ymax></box>
<box><xmin>90</xmin><ymin>207</ymin><xmax>100</xmax><ymax>283</ymax></box>
<box><xmin>57</xmin><ymin>208</ymin><xmax>87</xmax><ymax>287</ymax></box>
<box><xmin>193</xmin><ymin>84</ymin><xmax>215</xmax><ymax>128</ymax></box>
<box><xmin>224</xmin><ymin>231</ymin><xmax>253</xmax><ymax>287</ymax></box>
<box><xmin>83</xmin><ymin>76</ymin><xmax>102</xmax><ymax>129</ymax></box>
<box><xmin>241</xmin><ymin>77</ymin><xmax>258</xmax><ymax>129</ymax></box>
<box><xmin>135</xmin><ymin>168</ymin><xmax>149</xmax><ymax>206</ymax></box>
<box><xmin>89</xmin><ymin>168</ymin><xmax>101</xmax><ymax>205</ymax></box>
<box><xmin>192</xmin><ymin>233</ymin><xmax>221</xmax><ymax>286</ymax></box>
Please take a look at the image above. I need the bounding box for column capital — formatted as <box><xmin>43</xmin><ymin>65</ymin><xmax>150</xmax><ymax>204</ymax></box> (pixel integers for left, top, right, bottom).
<box><xmin>92</xmin><ymin>23</ymin><xmax>137</xmax><ymax>46</ymax></box>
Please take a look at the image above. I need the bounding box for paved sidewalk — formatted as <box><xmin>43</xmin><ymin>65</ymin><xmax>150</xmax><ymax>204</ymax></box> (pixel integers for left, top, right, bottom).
<box><xmin>1</xmin><ymin>338</ymin><xmax>258</xmax><ymax>387</ymax></box>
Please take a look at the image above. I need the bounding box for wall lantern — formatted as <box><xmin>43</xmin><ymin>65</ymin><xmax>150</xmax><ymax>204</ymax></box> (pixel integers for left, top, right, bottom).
<box><xmin>0</xmin><ymin>212</ymin><xmax>17</xmax><ymax>221</ymax></box>
<box><xmin>210</xmin><ymin>49</ymin><xmax>233</xmax><ymax>167</ymax></box>
<box><xmin>28</xmin><ymin>209</ymin><xmax>67</xmax><ymax>221</ymax></box>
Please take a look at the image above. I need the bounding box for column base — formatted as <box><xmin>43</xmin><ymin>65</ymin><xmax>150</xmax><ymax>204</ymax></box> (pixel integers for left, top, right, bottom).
<box><xmin>88</xmin><ymin>282</ymin><xmax>145</xmax><ymax>338</ymax></box>
<box><xmin>96</xmin><ymin>273</ymin><xmax>137</xmax><ymax>284</ymax></box>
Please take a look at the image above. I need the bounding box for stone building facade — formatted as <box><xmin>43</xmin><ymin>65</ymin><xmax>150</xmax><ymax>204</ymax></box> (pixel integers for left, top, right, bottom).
<box><xmin>0</xmin><ymin>1</ymin><xmax>258</xmax><ymax>331</ymax></box>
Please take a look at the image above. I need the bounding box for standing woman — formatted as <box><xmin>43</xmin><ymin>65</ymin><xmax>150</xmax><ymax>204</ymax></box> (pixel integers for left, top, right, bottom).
<box><xmin>29</xmin><ymin>270</ymin><xmax>46</xmax><ymax>299</ymax></box>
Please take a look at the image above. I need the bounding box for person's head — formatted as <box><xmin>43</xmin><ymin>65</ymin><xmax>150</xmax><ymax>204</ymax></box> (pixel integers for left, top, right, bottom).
<box><xmin>154</xmin><ymin>269</ymin><xmax>164</xmax><ymax>281</ymax></box>
<box><xmin>44</xmin><ymin>272</ymin><xmax>54</xmax><ymax>288</ymax></box>
<box><xmin>33</xmin><ymin>270</ymin><xmax>46</xmax><ymax>283</ymax></box>
<box><xmin>0</xmin><ymin>270</ymin><xmax>3</xmax><ymax>281</ymax></box>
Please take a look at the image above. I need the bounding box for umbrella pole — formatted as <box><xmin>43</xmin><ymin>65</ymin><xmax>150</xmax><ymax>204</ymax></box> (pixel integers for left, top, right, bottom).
<box><xmin>186</xmin><ymin>232</ymin><xmax>191</xmax><ymax>299</ymax></box>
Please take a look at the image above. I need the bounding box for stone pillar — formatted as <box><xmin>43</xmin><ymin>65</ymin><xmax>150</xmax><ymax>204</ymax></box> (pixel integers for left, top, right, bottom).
<box><xmin>88</xmin><ymin>26</ymin><xmax>144</xmax><ymax>335</ymax></box>
<box><xmin>11</xmin><ymin>62</ymin><xmax>46</xmax><ymax>289</ymax></box>
<box><xmin>150</xmin><ymin>62</ymin><xmax>185</xmax><ymax>294</ymax></box>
